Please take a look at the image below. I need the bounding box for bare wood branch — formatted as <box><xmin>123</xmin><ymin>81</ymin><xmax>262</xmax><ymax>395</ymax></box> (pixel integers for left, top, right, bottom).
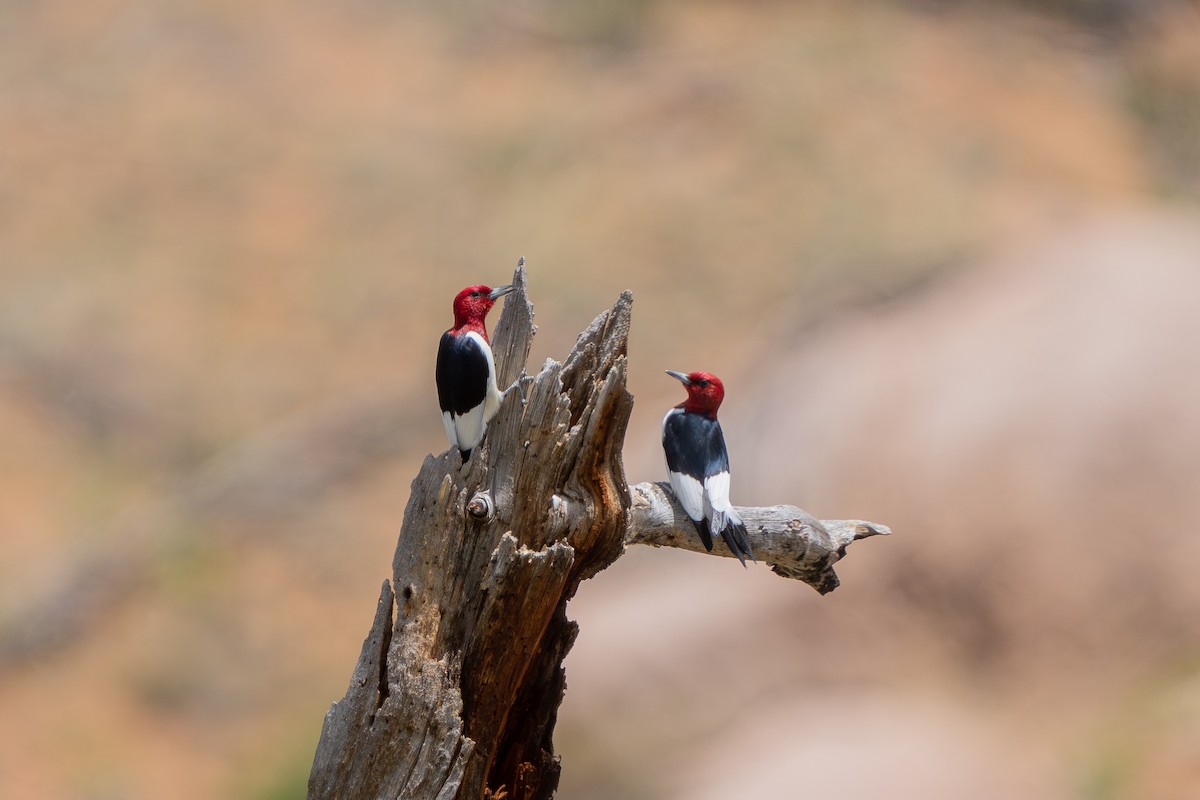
<box><xmin>626</xmin><ymin>481</ymin><xmax>891</xmax><ymax>595</ymax></box>
<box><xmin>308</xmin><ymin>262</ymin><xmax>888</xmax><ymax>798</ymax></box>
<box><xmin>490</xmin><ymin>256</ymin><xmax>535</xmax><ymax>390</ymax></box>
<box><xmin>309</xmin><ymin>262</ymin><xmax>634</xmax><ymax>800</ymax></box>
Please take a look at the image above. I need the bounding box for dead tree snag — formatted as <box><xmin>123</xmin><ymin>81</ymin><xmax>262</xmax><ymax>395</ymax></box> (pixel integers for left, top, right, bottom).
<box><xmin>308</xmin><ymin>264</ymin><xmax>888</xmax><ymax>799</ymax></box>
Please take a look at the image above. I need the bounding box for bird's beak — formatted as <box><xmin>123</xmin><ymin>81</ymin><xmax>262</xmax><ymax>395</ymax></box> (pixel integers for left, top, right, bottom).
<box><xmin>489</xmin><ymin>285</ymin><xmax>515</xmax><ymax>300</ymax></box>
<box><xmin>665</xmin><ymin>370</ymin><xmax>691</xmax><ymax>386</ymax></box>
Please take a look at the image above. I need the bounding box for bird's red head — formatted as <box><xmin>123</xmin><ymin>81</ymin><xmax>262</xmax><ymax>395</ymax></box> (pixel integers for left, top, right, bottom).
<box><xmin>666</xmin><ymin>370</ymin><xmax>725</xmax><ymax>417</ymax></box>
<box><xmin>451</xmin><ymin>284</ymin><xmax>513</xmax><ymax>335</ymax></box>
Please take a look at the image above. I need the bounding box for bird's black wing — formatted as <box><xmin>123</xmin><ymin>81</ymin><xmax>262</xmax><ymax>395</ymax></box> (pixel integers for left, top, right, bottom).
<box><xmin>662</xmin><ymin>411</ymin><xmax>729</xmax><ymax>479</ymax></box>
<box><xmin>663</xmin><ymin>410</ymin><xmax>730</xmax><ymax>550</ymax></box>
<box><xmin>436</xmin><ymin>331</ymin><xmax>490</xmax><ymax>415</ymax></box>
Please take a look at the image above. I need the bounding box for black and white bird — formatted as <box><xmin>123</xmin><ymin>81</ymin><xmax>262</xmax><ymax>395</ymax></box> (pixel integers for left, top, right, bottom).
<box><xmin>435</xmin><ymin>283</ymin><xmax>513</xmax><ymax>460</ymax></box>
<box><xmin>662</xmin><ymin>370</ymin><xmax>754</xmax><ymax>566</ymax></box>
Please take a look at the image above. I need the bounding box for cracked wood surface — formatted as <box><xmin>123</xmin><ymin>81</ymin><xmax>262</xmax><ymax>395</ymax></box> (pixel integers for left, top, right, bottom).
<box><xmin>309</xmin><ymin>263</ymin><xmax>633</xmax><ymax>800</ymax></box>
<box><xmin>627</xmin><ymin>482</ymin><xmax>890</xmax><ymax>594</ymax></box>
<box><xmin>308</xmin><ymin>263</ymin><xmax>888</xmax><ymax>799</ymax></box>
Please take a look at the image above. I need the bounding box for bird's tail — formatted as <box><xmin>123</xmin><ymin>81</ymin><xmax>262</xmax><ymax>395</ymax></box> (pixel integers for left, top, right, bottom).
<box><xmin>720</xmin><ymin>513</ymin><xmax>754</xmax><ymax>568</ymax></box>
<box><xmin>691</xmin><ymin>518</ymin><xmax>714</xmax><ymax>551</ymax></box>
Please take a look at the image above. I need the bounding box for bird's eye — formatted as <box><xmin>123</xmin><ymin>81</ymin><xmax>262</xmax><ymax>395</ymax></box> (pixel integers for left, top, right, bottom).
<box><xmin>698</xmin><ymin>380</ymin><xmax>709</xmax><ymax>387</ymax></box>
<box><xmin>470</xmin><ymin>291</ymin><xmax>481</xmax><ymax>298</ymax></box>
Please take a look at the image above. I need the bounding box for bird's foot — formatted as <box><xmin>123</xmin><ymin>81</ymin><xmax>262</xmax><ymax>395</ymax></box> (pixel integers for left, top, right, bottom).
<box><xmin>506</xmin><ymin>372</ymin><xmax>536</xmax><ymax>405</ymax></box>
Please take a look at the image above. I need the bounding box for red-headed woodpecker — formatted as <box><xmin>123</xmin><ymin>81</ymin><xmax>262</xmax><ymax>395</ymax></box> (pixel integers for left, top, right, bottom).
<box><xmin>662</xmin><ymin>370</ymin><xmax>754</xmax><ymax>566</ymax></box>
<box><xmin>436</xmin><ymin>283</ymin><xmax>513</xmax><ymax>459</ymax></box>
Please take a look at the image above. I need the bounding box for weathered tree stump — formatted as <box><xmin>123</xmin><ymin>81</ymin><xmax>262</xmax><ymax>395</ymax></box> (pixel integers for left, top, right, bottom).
<box><xmin>308</xmin><ymin>264</ymin><xmax>889</xmax><ymax>799</ymax></box>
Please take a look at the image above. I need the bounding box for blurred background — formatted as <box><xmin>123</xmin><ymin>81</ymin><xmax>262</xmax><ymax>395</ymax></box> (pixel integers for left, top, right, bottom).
<box><xmin>3</xmin><ymin>0</ymin><xmax>1200</xmax><ymax>797</ymax></box>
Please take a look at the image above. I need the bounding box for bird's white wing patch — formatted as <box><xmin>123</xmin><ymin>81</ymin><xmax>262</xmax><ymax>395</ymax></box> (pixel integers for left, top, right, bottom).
<box><xmin>704</xmin><ymin>471</ymin><xmax>735</xmax><ymax>532</ymax></box>
<box><xmin>465</xmin><ymin>330</ymin><xmax>505</xmax><ymax>423</ymax></box>
<box><xmin>704</xmin><ymin>471</ymin><xmax>732</xmax><ymax>513</ymax></box>
<box><xmin>668</xmin><ymin>470</ymin><xmax>706</xmax><ymax>523</ymax></box>
<box><xmin>453</xmin><ymin>402</ymin><xmax>488</xmax><ymax>453</ymax></box>
<box><xmin>441</xmin><ymin>411</ymin><xmax>459</xmax><ymax>450</ymax></box>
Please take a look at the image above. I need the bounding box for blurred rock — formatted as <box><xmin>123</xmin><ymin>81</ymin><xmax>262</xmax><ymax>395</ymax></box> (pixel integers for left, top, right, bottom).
<box><xmin>743</xmin><ymin>208</ymin><xmax>1200</xmax><ymax>688</ymax></box>
<box><xmin>564</xmin><ymin>209</ymin><xmax>1200</xmax><ymax>799</ymax></box>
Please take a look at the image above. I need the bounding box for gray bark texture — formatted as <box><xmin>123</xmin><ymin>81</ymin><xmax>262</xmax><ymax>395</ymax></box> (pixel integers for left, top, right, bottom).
<box><xmin>307</xmin><ymin>263</ymin><xmax>888</xmax><ymax>799</ymax></box>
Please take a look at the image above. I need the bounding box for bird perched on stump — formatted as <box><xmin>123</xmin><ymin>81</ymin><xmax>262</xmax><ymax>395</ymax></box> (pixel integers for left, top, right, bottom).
<box><xmin>436</xmin><ymin>283</ymin><xmax>513</xmax><ymax>460</ymax></box>
<box><xmin>662</xmin><ymin>370</ymin><xmax>754</xmax><ymax>566</ymax></box>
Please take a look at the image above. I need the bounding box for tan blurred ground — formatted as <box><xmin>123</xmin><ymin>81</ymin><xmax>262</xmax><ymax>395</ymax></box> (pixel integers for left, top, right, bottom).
<box><xmin>2</xmin><ymin>1</ymin><xmax>1200</xmax><ymax>798</ymax></box>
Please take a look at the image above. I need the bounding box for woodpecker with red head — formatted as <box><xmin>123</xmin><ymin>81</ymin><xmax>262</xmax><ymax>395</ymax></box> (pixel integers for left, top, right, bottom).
<box><xmin>662</xmin><ymin>370</ymin><xmax>754</xmax><ymax>566</ymax></box>
<box><xmin>436</xmin><ymin>283</ymin><xmax>514</xmax><ymax>460</ymax></box>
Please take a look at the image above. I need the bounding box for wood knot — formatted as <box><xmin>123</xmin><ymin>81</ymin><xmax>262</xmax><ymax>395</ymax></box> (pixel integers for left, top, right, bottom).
<box><xmin>467</xmin><ymin>492</ymin><xmax>494</xmax><ymax>521</ymax></box>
